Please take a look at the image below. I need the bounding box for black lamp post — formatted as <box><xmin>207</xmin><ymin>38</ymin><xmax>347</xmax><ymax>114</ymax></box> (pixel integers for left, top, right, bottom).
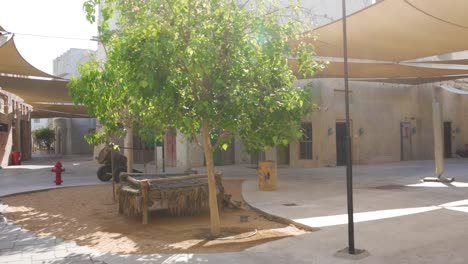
<box><xmin>341</xmin><ymin>0</ymin><xmax>355</xmax><ymax>255</ymax></box>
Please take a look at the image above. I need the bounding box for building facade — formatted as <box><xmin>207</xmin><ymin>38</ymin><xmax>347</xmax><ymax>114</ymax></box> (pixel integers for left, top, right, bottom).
<box><xmin>95</xmin><ymin>0</ymin><xmax>468</xmax><ymax>169</ymax></box>
<box><xmin>49</xmin><ymin>48</ymin><xmax>97</xmax><ymax>155</ymax></box>
<box><xmin>175</xmin><ymin>78</ymin><xmax>468</xmax><ymax>169</ymax></box>
<box><xmin>53</xmin><ymin>48</ymin><xmax>95</xmax><ymax>79</ymax></box>
<box><xmin>264</xmin><ymin>79</ymin><xmax>468</xmax><ymax>167</ymax></box>
<box><xmin>0</xmin><ymin>89</ymin><xmax>32</xmax><ymax>167</ymax></box>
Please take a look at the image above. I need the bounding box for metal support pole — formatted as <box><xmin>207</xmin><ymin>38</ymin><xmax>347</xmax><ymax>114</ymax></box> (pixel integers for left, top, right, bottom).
<box><xmin>154</xmin><ymin>139</ymin><xmax>158</xmax><ymax>173</ymax></box>
<box><xmin>342</xmin><ymin>0</ymin><xmax>355</xmax><ymax>255</ymax></box>
<box><xmin>162</xmin><ymin>136</ymin><xmax>166</xmax><ymax>173</ymax></box>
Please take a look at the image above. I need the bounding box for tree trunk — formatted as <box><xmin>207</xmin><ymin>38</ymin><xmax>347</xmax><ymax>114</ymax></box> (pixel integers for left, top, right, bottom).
<box><xmin>125</xmin><ymin>125</ymin><xmax>134</xmax><ymax>173</ymax></box>
<box><xmin>202</xmin><ymin>120</ymin><xmax>221</xmax><ymax>237</ymax></box>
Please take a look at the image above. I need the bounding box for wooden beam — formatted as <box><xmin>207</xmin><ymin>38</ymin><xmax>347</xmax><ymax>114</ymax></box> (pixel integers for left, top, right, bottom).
<box><xmin>140</xmin><ymin>180</ymin><xmax>150</xmax><ymax>224</ymax></box>
<box><xmin>146</xmin><ymin>174</ymin><xmax>208</xmax><ymax>184</ymax></box>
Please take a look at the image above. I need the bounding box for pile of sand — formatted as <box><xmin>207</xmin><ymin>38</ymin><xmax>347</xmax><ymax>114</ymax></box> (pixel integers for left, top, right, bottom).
<box><xmin>2</xmin><ymin>179</ymin><xmax>308</xmax><ymax>254</ymax></box>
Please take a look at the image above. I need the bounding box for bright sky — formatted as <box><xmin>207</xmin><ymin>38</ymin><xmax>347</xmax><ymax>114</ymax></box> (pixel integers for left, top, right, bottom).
<box><xmin>0</xmin><ymin>0</ymin><xmax>98</xmax><ymax>74</ymax></box>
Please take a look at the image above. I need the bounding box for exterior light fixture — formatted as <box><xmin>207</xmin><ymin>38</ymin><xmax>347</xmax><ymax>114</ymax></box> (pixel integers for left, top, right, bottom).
<box><xmin>358</xmin><ymin>128</ymin><xmax>364</xmax><ymax>136</ymax></box>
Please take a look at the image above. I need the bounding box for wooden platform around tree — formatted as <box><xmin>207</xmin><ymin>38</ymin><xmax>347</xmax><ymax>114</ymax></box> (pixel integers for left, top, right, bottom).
<box><xmin>118</xmin><ymin>172</ymin><xmax>224</xmax><ymax>224</ymax></box>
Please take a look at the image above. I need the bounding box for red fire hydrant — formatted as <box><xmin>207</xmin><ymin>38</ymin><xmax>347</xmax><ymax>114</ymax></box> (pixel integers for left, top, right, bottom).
<box><xmin>52</xmin><ymin>161</ymin><xmax>65</xmax><ymax>185</ymax></box>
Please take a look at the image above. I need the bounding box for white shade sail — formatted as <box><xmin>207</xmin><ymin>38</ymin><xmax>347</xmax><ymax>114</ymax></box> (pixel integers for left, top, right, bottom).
<box><xmin>0</xmin><ymin>32</ymin><xmax>56</xmax><ymax>78</ymax></box>
<box><xmin>297</xmin><ymin>0</ymin><xmax>468</xmax><ymax>61</ymax></box>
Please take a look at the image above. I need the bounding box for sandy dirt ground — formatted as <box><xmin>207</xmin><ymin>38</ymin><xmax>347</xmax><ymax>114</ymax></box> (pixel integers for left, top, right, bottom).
<box><xmin>2</xmin><ymin>179</ymin><xmax>308</xmax><ymax>254</ymax></box>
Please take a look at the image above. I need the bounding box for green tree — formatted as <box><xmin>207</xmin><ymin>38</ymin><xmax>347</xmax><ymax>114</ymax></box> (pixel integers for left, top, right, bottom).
<box><xmin>68</xmin><ymin>32</ymin><xmax>166</xmax><ymax>172</ymax></box>
<box><xmin>69</xmin><ymin>59</ymin><xmax>135</xmax><ymax>171</ymax></box>
<box><xmin>80</xmin><ymin>0</ymin><xmax>321</xmax><ymax>237</ymax></box>
<box><xmin>33</xmin><ymin>128</ymin><xmax>55</xmax><ymax>152</ymax></box>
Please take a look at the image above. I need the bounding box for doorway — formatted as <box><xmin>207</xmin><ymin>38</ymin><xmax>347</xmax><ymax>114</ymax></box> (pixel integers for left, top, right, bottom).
<box><xmin>219</xmin><ymin>143</ymin><xmax>235</xmax><ymax>165</ymax></box>
<box><xmin>400</xmin><ymin>122</ymin><xmax>412</xmax><ymax>161</ymax></box>
<box><xmin>336</xmin><ymin>122</ymin><xmax>347</xmax><ymax>166</ymax></box>
<box><xmin>444</xmin><ymin>122</ymin><xmax>452</xmax><ymax>158</ymax></box>
<box><xmin>165</xmin><ymin>132</ymin><xmax>177</xmax><ymax>167</ymax></box>
<box><xmin>210</xmin><ymin>132</ymin><xmax>235</xmax><ymax>166</ymax></box>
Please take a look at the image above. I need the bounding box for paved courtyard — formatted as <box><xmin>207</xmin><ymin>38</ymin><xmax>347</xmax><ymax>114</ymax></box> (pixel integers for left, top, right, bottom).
<box><xmin>1</xmin><ymin>155</ymin><xmax>468</xmax><ymax>263</ymax></box>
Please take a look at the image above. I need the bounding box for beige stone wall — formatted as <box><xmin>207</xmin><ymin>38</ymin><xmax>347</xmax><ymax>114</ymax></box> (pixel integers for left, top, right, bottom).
<box><xmin>234</xmin><ymin>136</ymin><xmax>251</xmax><ymax>164</ymax></box>
<box><xmin>174</xmin><ymin>78</ymin><xmax>468</xmax><ymax>169</ymax></box>
<box><xmin>439</xmin><ymin>83</ymin><xmax>468</xmax><ymax>155</ymax></box>
<box><xmin>52</xmin><ymin>118</ymin><xmax>95</xmax><ymax>155</ymax></box>
<box><xmin>287</xmin><ymin>79</ymin><xmax>468</xmax><ymax>167</ymax></box>
<box><xmin>458</xmin><ymin>79</ymin><xmax>468</xmax><ymax>148</ymax></box>
<box><xmin>178</xmin><ymin>132</ymin><xmax>205</xmax><ymax>169</ymax></box>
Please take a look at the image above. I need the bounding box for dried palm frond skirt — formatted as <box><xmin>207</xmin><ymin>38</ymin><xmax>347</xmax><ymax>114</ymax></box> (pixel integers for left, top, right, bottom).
<box><xmin>119</xmin><ymin>179</ymin><xmax>209</xmax><ymax>216</ymax></box>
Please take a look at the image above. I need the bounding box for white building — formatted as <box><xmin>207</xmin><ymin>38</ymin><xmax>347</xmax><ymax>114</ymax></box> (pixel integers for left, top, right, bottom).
<box><xmin>31</xmin><ymin>118</ymin><xmax>50</xmax><ymax>131</ymax></box>
<box><xmin>49</xmin><ymin>48</ymin><xmax>97</xmax><ymax>155</ymax></box>
<box><xmin>53</xmin><ymin>48</ymin><xmax>95</xmax><ymax>79</ymax></box>
<box><xmin>279</xmin><ymin>0</ymin><xmax>377</xmax><ymax>27</ymax></box>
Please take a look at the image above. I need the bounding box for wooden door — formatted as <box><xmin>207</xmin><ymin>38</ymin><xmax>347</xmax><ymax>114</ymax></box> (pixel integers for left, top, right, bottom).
<box><xmin>210</xmin><ymin>131</ymin><xmax>235</xmax><ymax>166</ymax></box>
<box><xmin>336</xmin><ymin>122</ymin><xmax>347</xmax><ymax>166</ymax></box>
<box><xmin>401</xmin><ymin>122</ymin><xmax>412</xmax><ymax>161</ymax></box>
<box><xmin>165</xmin><ymin>132</ymin><xmax>177</xmax><ymax>167</ymax></box>
<box><xmin>444</xmin><ymin>122</ymin><xmax>452</xmax><ymax>158</ymax></box>
<box><xmin>220</xmin><ymin>143</ymin><xmax>235</xmax><ymax>165</ymax></box>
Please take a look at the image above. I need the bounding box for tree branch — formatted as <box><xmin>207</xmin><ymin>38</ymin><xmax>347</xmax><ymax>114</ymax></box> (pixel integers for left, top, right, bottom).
<box><xmin>192</xmin><ymin>131</ymin><xmax>203</xmax><ymax>149</ymax></box>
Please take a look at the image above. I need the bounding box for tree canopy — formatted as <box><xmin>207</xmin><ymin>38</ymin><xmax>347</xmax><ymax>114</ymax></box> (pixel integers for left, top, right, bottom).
<box><xmin>32</xmin><ymin>128</ymin><xmax>55</xmax><ymax>152</ymax></box>
<box><xmin>75</xmin><ymin>0</ymin><xmax>322</xmax><ymax>237</ymax></box>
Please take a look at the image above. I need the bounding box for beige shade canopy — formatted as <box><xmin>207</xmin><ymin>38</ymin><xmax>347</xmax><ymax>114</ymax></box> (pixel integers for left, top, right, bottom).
<box><xmin>30</xmin><ymin>103</ymin><xmax>89</xmax><ymax>118</ymax></box>
<box><xmin>356</xmin><ymin>75</ymin><xmax>468</xmax><ymax>85</ymax></box>
<box><xmin>316</xmin><ymin>62</ymin><xmax>468</xmax><ymax>79</ymax></box>
<box><xmin>440</xmin><ymin>85</ymin><xmax>468</xmax><ymax>95</ymax></box>
<box><xmin>289</xmin><ymin>59</ymin><xmax>468</xmax><ymax>79</ymax></box>
<box><xmin>301</xmin><ymin>0</ymin><xmax>468</xmax><ymax>61</ymax></box>
<box><xmin>0</xmin><ymin>25</ymin><xmax>85</xmax><ymax>118</ymax></box>
<box><xmin>418</xmin><ymin>59</ymin><xmax>468</xmax><ymax>65</ymax></box>
<box><xmin>0</xmin><ymin>37</ymin><xmax>56</xmax><ymax>78</ymax></box>
<box><xmin>4</xmin><ymin>0</ymin><xmax>468</xmax><ymax>119</ymax></box>
<box><xmin>0</xmin><ymin>75</ymin><xmax>72</xmax><ymax>103</ymax></box>
<box><xmin>0</xmin><ymin>75</ymin><xmax>88</xmax><ymax>118</ymax></box>
<box><xmin>0</xmin><ymin>74</ymin><xmax>89</xmax><ymax>118</ymax></box>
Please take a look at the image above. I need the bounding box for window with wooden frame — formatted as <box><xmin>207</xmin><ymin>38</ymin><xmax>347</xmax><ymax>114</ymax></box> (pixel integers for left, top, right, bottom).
<box><xmin>0</xmin><ymin>123</ymin><xmax>8</xmax><ymax>132</ymax></box>
<box><xmin>300</xmin><ymin>122</ymin><xmax>313</xmax><ymax>160</ymax></box>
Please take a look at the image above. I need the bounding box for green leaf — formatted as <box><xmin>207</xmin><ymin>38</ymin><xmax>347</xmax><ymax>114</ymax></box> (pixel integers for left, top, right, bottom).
<box><xmin>221</xmin><ymin>143</ymin><xmax>229</xmax><ymax>151</ymax></box>
<box><xmin>139</xmin><ymin>80</ymin><xmax>149</xmax><ymax>88</ymax></box>
<box><xmin>272</xmin><ymin>136</ymin><xmax>278</xmax><ymax>144</ymax></box>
